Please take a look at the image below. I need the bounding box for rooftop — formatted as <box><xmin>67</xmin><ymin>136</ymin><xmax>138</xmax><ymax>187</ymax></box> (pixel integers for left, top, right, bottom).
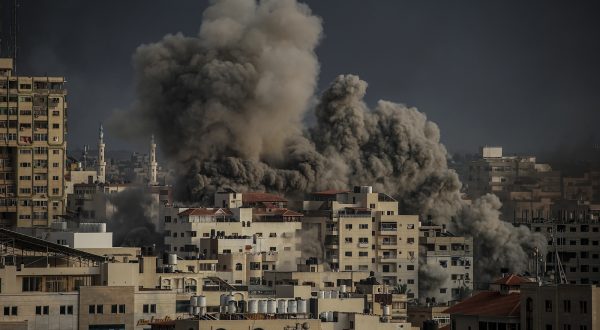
<box><xmin>178</xmin><ymin>208</ymin><xmax>233</xmax><ymax>216</ymax></box>
<box><xmin>444</xmin><ymin>291</ymin><xmax>521</xmax><ymax>318</ymax></box>
<box><xmin>494</xmin><ymin>274</ymin><xmax>532</xmax><ymax>286</ymax></box>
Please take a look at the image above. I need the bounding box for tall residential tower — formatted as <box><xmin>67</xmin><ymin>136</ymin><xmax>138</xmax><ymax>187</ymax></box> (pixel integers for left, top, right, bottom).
<box><xmin>0</xmin><ymin>58</ymin><xmax>67</xmax><ymax>228</ymax></box>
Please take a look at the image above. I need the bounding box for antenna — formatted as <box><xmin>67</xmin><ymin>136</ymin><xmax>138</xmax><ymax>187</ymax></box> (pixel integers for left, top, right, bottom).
<box><xmin>551</xmin><ymin>225</ymin><xmax>567</xmax><ymax>284</ymax></box>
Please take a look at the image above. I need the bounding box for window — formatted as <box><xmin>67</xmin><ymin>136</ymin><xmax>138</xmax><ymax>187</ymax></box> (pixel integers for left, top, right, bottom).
<box><xmin>345</xmin><ymin>224</ymin><xmax>352</xmax><ymax>230</ymax></box>
<box><xmin>111</xmin><ymin>304</ymin><xmax>118</xmax><ymax>313</ymax></box>
<box><xmin>143</xmin><ymin>304</ymin><xmax>156</xmax><ymax>314</ymax></box>
<box><xmin>96</xmin><ymin>305</ymin><xmax>103</xmax><ymax>314</ymax></box>
<box><xmin>545</xmin><ymin>300</ymin><xmax>552</xmax><ymax>312</ymax></box>
<box><xmin>440</xmin><ymin>288</ymin><xmax>447</xmax><ymax>294</ymax></box>
<box><xmin>359</xmin><ymin>224</ymin><xmax>368</xmax><ymax>229</ymax></box>
<box><xmin>580</xmin><ymin>300</ymin><xmax>587</xmax><ymax>314</ymax></box>
<box><xmin>345</xmin><ymin>265</ymin><xmax>352</xmax><ymax>271</ymax></box>
<box><xmin>269</xmin><ymin>247</ymin><xmax>276</xmax><ymax>251</ymax></box>
<box><xmin>89</xmin><ymin>305</ymin><xmax>95</xmax><ymax>314</ymax></box>
<box><xmin>345</xmin><ymin>237</ymin><xmax>353</xmax><ymax>243</ymax></box>
<box><xmin>2</xmin><ymin>306</ymin><xmax>18</xmax><ymax>316</ymax></box>
<box><xmin>359</xmin><ymin>251</ymin><xmax>368</xmax><ymax>257</ymax></box>
<box><xmin>119</xmin><ymin>304</ymin><xmax>125</xmax><ymax>313</ymax></box>
<box><xmin>345</xmin><ymin>251</ymin><xmax>352</xmax><ymax>257</ymax></box>
<box><xmin>22</xmin><ymin>276</ymin><xmax>42</xmax><ymax>292</ymax></box>
<box><xmin>60</xmin><ymin>305</ymin><xmax>73</xmax><ymax>315</ymax></box>
<box><xmin>563</xmin><ymin>300</ymin><xmax>571</xmax><ymax>313</ymax></box>
<box><xmin>407</xmin><ymin>265</ymin><xmax>415</xmax><ymax>270</ymax></box>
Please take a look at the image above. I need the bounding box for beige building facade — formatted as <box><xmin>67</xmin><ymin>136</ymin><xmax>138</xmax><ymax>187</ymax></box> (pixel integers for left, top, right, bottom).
<box><xmin>0</xmin><ymin>58</ymin><xmax>67</xmax><ymax>229</ymax></box>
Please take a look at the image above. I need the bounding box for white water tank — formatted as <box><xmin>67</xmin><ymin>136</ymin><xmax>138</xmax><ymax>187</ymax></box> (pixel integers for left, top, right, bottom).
<box><xmin>318</xmin><ymin>291</ymin><xmax>325</xmax><ymax>299</ymax></box>
<box><xmin>297</xmin><ymin>299</ymin><xmax>307</xmax><ymax>314</ymax></box>
<box><xmin>198</xmin><ymin>295</ymin><xmax>207</xmax><ymax>308</ymax></box>
<box><xmin>267</xmin><ymin>299</ymin><xmax>277</xmax><ymax>314</ymax></box>
<box><xmin>383</xmin><ymin>305</ymin><xmax>391</xmax><ymax>317</ymax></box>
<box><xmin>194</xmin><ymin>306</ymin><xmax>202</xmax><ymax>316</ymax></box>
<box><xmin>331</xmin><ymin>290</ymin><xmax>339</xmax><ymax>299</ymax></box>
<box><xmin>339</xmin><ymin>285</ymin><xmax>347</xmax><ymax>293</ymax></box>
<box><xmin>248</xmin><ymin>299</ymin><xmax>258</xmax><ymax>313</ymax></box>
<box><xmin>190</xmin><ymin>296</ymin><xmax>199</xmax><ymax>307</ymax></box>
<box><xmin>278</xmin><ymin>299</ymin><xmax>288</xmax><ymax>314</ymax></box>
<box><xmin>167</xmin><ymin>253</ymin><xmax>178</xmax><ymax>265</ymax></box>
<box><xmin>227</xmin><ymin>300</ymin><xmax>237</xmax><ymax>314</ymax></box>
<box><xmin>287</xmin><ymin>300</ymin><xmax>297</xmax><ymax>314</ymax></box>
<box><xmin>326</xmin><ymin>311</ymin><xmax>334</xmax><ymax>322</ymax></box>
<box><xmin>258</xmin><ymin>300</ymin><xmax>268</xmax><ymax>314</ymax></box>
<box><xmin>188</xmin><ymin>306</ymin><xmax>194</xmax><ymax>315</ymax></box>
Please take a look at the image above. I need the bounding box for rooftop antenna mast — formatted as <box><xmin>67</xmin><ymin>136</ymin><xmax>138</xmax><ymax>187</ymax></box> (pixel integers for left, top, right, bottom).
<box><xmin>551</xmin><ymin>226</ymin><xmax>567</xmax><ymax>284</ymax></box>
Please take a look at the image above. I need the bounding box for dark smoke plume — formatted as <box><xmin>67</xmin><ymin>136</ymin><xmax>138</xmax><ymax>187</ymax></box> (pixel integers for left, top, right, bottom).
<box><xmin>107</xmin><ymin>187</ymin><xmax>163</xmax><ymax>247</ymax></box>
<box><xmin>109</xmin><ymin>0</ymin><xmax>546</xmax><ymax>285</ymax></box>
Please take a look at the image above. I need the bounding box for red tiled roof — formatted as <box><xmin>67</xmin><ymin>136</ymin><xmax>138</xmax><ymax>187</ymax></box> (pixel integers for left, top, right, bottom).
<box><xmin>494</xmin><ymin>274</ymin><xmax>532</xmax><ymax>286</ymax></box>
<box><xmin>444</xmin><ymin>291</ymin><xmax>521</xmax><ymax>318</ymax></box>
<box><xmin>242</xmin><ymin>192</ymin><xmax>287</xmax><ymax>203</ymax></box>
<box><xmin>313</xmin><ymin>189</ymin><xmax>350</xmax><ymax>195</ymax></box>
<box><xmin>178</xmin><ymin>208</ymin><xmax>232</xmax><ymax>216</ymax></box>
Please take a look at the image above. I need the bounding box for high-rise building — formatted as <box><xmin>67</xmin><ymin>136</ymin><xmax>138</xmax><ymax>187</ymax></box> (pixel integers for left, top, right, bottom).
<box><xmin>0</xmin><ymin>58</ymin><xmax>67</xmax><ymax>228</ymax></box>
<box><xmin>299</xmin><ymin>186</ymin><xmax>420</xmax><ymax>299</ymax></box>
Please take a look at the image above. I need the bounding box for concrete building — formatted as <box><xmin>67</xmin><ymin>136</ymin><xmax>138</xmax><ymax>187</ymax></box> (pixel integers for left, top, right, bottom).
<box><xmin>522</xmin><ymin>219</ymin><xmax>600</xmax><ymax>285</ymax></box>
<box><xmin>0</xmin><ymin>58</ymin><xmax>67</xmax><ymax>229</ymax></box>
<box><xmin>419</xmin><ymin>224</ymin><xmax>473</xmax><ymax>304</ymax></box>
<box><xmin>299</xmin><ymin>186</ymin><xmax>420</xmax><ymax>299</ymax></box>
<box><xmin>520</xmin><ymin>282</ymin><xmax>600</xmax><ymax>330</ymax></box>
<box><xmin>164</xmin><ymin>191</ymin><xmax>303</xmax><ymax>274</ymax></box>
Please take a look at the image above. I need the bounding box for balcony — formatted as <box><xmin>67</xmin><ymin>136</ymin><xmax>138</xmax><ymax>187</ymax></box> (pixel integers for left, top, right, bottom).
<box><xmin>325</xmin><ymin>243</ymin><xmax>339</xmax><ymax>249</ymax></box>
<box><xmin>358</xmin><ymin>242</ymin><xmax>370</xmax><ymax>248</ymax></box>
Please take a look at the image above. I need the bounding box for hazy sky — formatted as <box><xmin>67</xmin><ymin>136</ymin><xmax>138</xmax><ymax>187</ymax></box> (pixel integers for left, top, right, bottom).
<box><xmin>2</xmin><ymin>0</ymin><xmax>599</xmax><ymax>155</ymax></box>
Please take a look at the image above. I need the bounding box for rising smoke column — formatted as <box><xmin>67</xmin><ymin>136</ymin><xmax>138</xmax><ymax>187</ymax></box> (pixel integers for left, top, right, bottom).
<box><xmin>110</xmin><ymin>0</ymin><xmax>346</xmax><ymax>202</ymax></box>
<box><xmin>111</xmin><ymin>0</ymin><xmax>546</xmax><ymax>286</ymax></box>
<box><xmin>106</xmin><ymin>187</ymin><xmax>163</xmax><ymax>247</ymax></box>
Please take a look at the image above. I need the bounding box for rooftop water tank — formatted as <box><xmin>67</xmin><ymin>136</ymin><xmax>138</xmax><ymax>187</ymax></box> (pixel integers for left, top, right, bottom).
<box><xmin>258</xmin><ymin>300</ymin><xmax>267</xmax><ymax>314</ymax></box>
<box><xmin>247</xmin><ymin>299</ymin><xmax>258</xmax><ymax>314</ymax></box>
<box><xmin>267</xmin><ymin>299</ymin><xmax>277</xmax><ymax>314</ymax></box>
<box><xmin>287</xmin><ymin>300</ymin><xmax>297</xmax><ymax>314</ymax></box>
<box><xmin>297</xmin><ymin>299</ymin><xmax>307</xmax><ymax>314</ymax></box>
<box><xmin>278</xmin><ymin>299</ymin><xmax>288</xmax><ymax>314</ymax></box>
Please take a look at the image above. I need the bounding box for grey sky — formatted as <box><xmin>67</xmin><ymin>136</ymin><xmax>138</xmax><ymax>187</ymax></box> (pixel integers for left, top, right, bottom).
<box><xmin>2</xmin><ymin>0</ymin><xmax>599</xmax><ymax>155</ymax></box>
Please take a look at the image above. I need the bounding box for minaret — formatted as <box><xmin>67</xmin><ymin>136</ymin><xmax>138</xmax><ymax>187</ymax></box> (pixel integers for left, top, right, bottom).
<box><xmin>148</xmin><ymin>134</ymin><xmax>158</xmax><ymax>185</ymax></box>
<box><xmin>97</xmin><ymin>124</ymin><xmax>106</xmax><ymax>183</ymax></box>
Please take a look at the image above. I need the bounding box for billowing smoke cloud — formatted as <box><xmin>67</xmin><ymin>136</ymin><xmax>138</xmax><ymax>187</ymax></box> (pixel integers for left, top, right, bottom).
<box><xmin>110</xmin><ymin>0</ymin><xmax>546</xmax><ymax>287</ymax></box>
<box><xmin>106</xmin><ymin>187</ymin><xmax>163</xmax><ymax>247</ymax></box>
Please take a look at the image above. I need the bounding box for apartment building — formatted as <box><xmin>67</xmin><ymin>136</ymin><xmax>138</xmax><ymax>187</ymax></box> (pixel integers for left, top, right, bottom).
<box><xmin>300</xmin><ymin>186</ymin><xmax>420</xmax><ymax>299</ymax></box>
<box><xmin>0</xmin><ymin>58</ymin><xmax>67</xmax><ymax>229</ymax></box>
<box><xmin>520</xmin><ymin>282</ymin><xmax>600</xmax><ymax>330</ymax></box>
<box><xmin>419</xmin><ymin>224</ymin><xmax>473</xmax><ymax>304</ymax></box>
<box><xmin>525</xmin><ymin>219</ymin><xmax>600</xmax><ymax>285</ymax></box>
